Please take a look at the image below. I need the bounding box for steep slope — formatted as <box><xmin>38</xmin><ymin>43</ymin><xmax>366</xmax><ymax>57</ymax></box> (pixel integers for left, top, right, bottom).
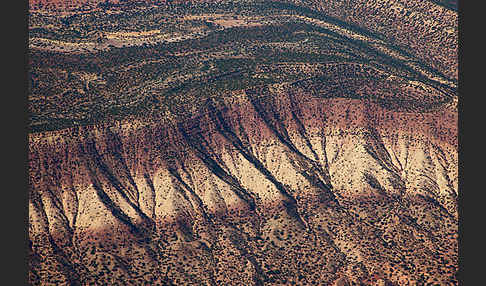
<box><xmin>29</xmin><ymin>83</ymin><xmax>457</xmax><ymax>285</ymax></box>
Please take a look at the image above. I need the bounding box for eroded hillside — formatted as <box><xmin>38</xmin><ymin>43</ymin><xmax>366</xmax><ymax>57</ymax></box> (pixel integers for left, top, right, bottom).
<box><xmin>28</xmin><ymin>0</ymin><xmax>458</xmax><ymax>285</ymax></box>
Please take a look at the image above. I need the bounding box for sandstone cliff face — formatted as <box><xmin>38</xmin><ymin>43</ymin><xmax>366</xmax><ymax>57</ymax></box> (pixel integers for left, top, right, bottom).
<box><xmin>28</xmin><ymin>83</ymin><xmax>457</xmax><ymax>285</ymax></box>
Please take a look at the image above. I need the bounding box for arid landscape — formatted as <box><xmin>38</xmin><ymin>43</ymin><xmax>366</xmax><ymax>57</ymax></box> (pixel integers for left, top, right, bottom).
<box><xmin>28</xmin><ymin>0</ymin><xmax>458</xmax><ymax>285</ymax></box>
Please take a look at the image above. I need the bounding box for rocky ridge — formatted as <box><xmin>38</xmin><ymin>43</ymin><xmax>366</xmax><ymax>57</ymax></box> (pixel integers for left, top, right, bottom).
<box><xmin>29</xmin><ymin>83</ymin><xmax>457</xmax><ymax>285</ymax></box>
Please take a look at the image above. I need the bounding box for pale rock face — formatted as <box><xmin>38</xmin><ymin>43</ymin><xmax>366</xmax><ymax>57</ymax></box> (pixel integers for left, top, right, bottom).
<box><xmin>28</xmin><ymin>85</ymin><xmax>457</xmax><ymax>284</ymax></box>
